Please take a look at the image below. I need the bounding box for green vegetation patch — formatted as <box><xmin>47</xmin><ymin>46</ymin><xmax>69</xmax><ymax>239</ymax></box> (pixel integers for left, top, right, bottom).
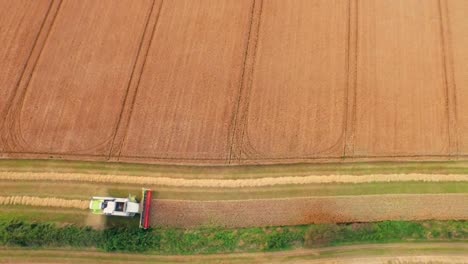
<box><xmin>163</xmin><ymin>181</ymin><xmax>468</xmax><ymax>200</ymax></box>
<box><xmin>0</xmin><ymin>220</ymin><xmax>466</xmax><ymax>254</ymax></box>
<box><xmin>0</xmin><ymin>206</ymin><xmax>87</xmax><ymax>225</ymax></box>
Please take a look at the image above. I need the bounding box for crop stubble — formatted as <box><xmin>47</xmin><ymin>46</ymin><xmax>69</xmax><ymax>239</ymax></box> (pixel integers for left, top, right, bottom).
<box><xmin>152</xmin><ymin>194</ymin><xmax>468</xmax><ymax>228</ymax></box>
<box><xmin>236</xmin><ymin>0</ymin><xmax>349</xmax><ymax>161</ymax></box>
<box><xmin>0</xmin><ymin>0</ymin><xmax>51</xmax><ymax>149</ymax></box>
<box><xmin>0</xmin><ymin>0</ymin><xmax>467</xmax><ymax>164</ymax></box>
<box><xmin>118</xmin><ymin>0</ymin><xmax>253</xmax><ymax>162</ymax></box>
<box><xmin>353</xmin><ymin>0</ymin><xmax>449</xmax><ymax>157</ymax></box>
<box><xmin>447</xmin><ymin>1</ymin><xmax>468</xmax><ymax>154</ymax></box>
<box><xmin>1</xmin><ymin>0</ymin><xmax>152</xmax><ymax>155</ymax></box>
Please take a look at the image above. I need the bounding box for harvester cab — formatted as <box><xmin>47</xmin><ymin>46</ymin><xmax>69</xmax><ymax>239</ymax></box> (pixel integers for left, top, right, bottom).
<box><xmin>89</xmin><ymin>188</ymin><xmax>153</xmax><ymax>229</ymax></box>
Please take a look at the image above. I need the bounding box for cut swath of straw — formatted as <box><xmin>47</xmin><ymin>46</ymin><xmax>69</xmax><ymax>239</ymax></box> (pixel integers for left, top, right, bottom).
<box><xmin>0</xmin><ymin>196</ymin><xmax>88</xmax><ymax>209</ymax></box>
<box><xmin>0</xmin><ymin>172</ymin><xmax>467</xmax><ymax>188</ymax></box>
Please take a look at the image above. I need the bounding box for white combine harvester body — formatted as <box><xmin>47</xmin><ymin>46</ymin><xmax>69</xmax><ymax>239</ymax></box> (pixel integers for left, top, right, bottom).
<box><xmin>89</xmin><ymin>189</ymin><xmax>153</xmax><ymax>229</ymax></box>
<box><xmin>89</xmin><ymin>196</ymin><xmax>140</xmax><ymax>217</ymax></box>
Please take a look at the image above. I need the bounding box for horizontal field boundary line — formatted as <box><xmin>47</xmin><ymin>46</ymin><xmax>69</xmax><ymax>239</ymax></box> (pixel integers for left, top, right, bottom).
<box><xmin>3</xmin><ymin>151</ymin><xmax>468</xmax><ymax>163</ymax></box>
<box><xmin>0</xmin><ymin>195</ymin><xmax>88</xmax><ymax>210</ymax></box>
<box><xmin>1</xmin><ymin>151</ymin><xmax>229</xmax><ymax>161</ymax></box>
<box><xmin>240</xmin><ymin>153</ymin><xmax>468</xmax><ymax>162</ymax></box>
<box><xmin>1</xmin><ymin>172</ymin><xmax>467</xmax><ymax>188</ymax></box>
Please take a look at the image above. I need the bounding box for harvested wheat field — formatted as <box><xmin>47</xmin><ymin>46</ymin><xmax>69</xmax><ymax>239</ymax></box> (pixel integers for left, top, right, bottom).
<box><xmin>0</xmin><ymin>0</ymin><xmax>467</xmax><ymax>164</ymax></box>
<box><xmin>152</xmin><ymin>194</ymin><xmax>468</xmax><ymax>228</ymax></box>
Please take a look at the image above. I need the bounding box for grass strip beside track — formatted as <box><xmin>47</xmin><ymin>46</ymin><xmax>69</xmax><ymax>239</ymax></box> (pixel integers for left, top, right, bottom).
<box><xmin>1</xmin><ymin>181</ymin><xmax>467</xmax><ymax>201</ymax></box>
<box><xmin>0</xmin><ymin>206</ymin><xmax>88</xmax><ymax>225</ymax></box>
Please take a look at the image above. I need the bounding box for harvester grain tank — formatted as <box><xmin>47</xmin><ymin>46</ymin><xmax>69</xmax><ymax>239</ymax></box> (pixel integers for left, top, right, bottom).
<box><xmin>89</xmin><ymin>188</ymin><xmax>153</xmax><ymax>229</ymax></box>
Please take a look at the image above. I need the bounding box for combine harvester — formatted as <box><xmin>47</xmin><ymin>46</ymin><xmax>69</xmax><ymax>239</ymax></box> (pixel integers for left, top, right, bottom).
<box><xmin>89</xmin><ymin>188</ymin><xmax>153</xmax><ymax>229</ymax></box>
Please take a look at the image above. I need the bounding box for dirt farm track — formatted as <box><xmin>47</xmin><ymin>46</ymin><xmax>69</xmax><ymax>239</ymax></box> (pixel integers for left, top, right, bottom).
<box><xmin>1</xmin><ymin>0</ymin><xmax>468</xmax><ymax>165</ymax></box>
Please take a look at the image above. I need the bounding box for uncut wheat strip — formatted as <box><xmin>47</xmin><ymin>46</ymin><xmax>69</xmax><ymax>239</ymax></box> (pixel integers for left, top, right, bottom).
<box><xmin>0</xmin><ymin>172</ymin><xmax>467</xmax><ymax>188</ymax></box>
<box><xmin>0</xmin><ymin>196</ymin><xmax>88</xmax><ymax>209</ymax></box>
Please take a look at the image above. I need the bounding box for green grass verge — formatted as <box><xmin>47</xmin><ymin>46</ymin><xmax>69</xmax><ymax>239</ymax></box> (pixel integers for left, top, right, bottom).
<box><xmin>2</xmin><ymin>181</ymin><xmax>467</xmax><ymax>201</ymax></box>
<box><xmin>148</xmin><ymin>181</ymin><xmax>468</xmax><ymax>200</ymax></box>
<box><xmin>4</xmin><ymin>159</ymin><xmax>468</xmax><ymax>179</ymax></box>
<box><xmin>0</xmin><ymin>219</ymin><xmax>466</xmax><ymax>254</ymax></box>
<box><xmin>0</xmin><ymin>206</ymin><xmax>87</xmax><ymax>225</ymax></box>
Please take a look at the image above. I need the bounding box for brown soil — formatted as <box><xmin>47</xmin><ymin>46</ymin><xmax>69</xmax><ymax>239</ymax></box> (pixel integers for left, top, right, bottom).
<box><xmin>151</xmin><ymin>194</ymin><xmax>468</xmax><ymax>228</ymax></box>
<box><xmin>0</xmin><ymin>0</ymin><xmax>467</xmax><ymax>164</ymax></box>
<box><xmin>85</xmin><ymin>214</ymin><xmax>105</xmax><ymax>230</ymax></box>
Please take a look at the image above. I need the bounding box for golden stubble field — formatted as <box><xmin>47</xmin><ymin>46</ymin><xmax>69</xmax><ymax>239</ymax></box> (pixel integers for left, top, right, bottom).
<box><xmin>0</xmin><ymin>0</ymin><xmax>467</xmax><ymax>165</ymax></box>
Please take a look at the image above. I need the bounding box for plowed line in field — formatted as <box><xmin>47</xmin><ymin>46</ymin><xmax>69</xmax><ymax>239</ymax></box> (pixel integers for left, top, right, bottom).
<box><xmin>439</xmin><ymin>0</ymin><xmax>459</xmax><ymax>156</ymax></box>
<box><xmin>109</xmin><ymin>0</ymin><xmax>165</xmax><ymax>159</ymax></box>
<box><xmin>1</xmin><ymin>172</ymin><xmax>467</xmax><ymax>188</ymax></box>
<box><xmin>0</xmin><ymin>0</ymin><xmax>54</xmax><ymax>133</ymax></box>
<box><xmin>0</xmin><ymin>195</ymin><xmax>87</xmax><ymax>209</ymax></box>
<box><xmin>5</xmin><ymin>0</ymin><xmax>64</xmax><ymax>152</ymax></box>
<box><xmin>343</xmin><ymin>0</ymin><xmax>358</xmax><ymax>157</ymax></box>
<box><xmin>107</xmin><ymin>0</ymin><xmax>159</xmax><ymax>160</ymax></box>
<box><xmin>1</xmin><ymin>0</ymin><xmax>63</xmax><ymax>152</ymax></box>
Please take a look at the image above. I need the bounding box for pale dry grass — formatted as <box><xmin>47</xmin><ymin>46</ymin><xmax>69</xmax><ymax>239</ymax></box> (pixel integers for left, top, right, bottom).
<box><xmin>0</xmin><ymin>195</ymin><xmax>88</xmax><ymax>209</ymax></box>
<box><xmin>0</xmin><ymin>172</ymin><xmax>467</xmax><ymax>188</ymax></box>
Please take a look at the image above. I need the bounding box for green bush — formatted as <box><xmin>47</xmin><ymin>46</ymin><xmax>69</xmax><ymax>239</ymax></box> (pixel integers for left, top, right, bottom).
<box><xmin>0</xmin><ymin>220</ymin><xmax>99</xmax><ymax>248</ymax></box>
<box><xmin>266</xmin><ymin>228</ymin><xmax>304</xmax><ymax>250</ymax></box>
<box><xmin>0</xmin><ymin>219</ymin><xmax>466</xmax><ymax>254</ymax></box>
<box><xmin>304</xmin><ymin>224</ymin><xmax>340</xmax><ymax>247</ymax></box>
<box><xmin>100</xmin><ymin>227</ymin><xmax>159</xmax><ymax>252</ymax></box>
